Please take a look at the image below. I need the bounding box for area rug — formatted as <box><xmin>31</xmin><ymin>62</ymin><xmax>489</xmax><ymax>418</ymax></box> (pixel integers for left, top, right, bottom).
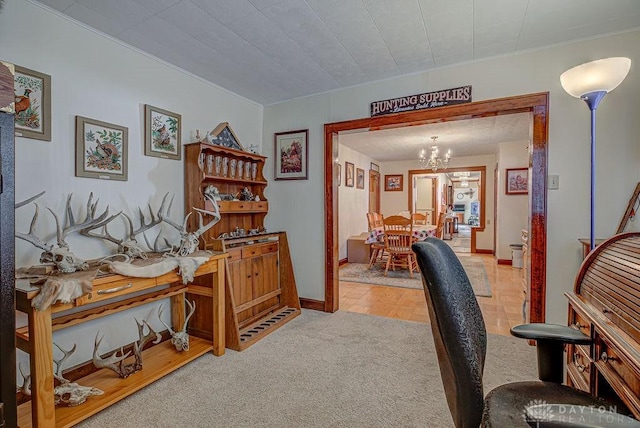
<box><xmin>77</xmin><ymin>310</ymin><xmax>536</xmax><ymax>428</ymax></box>
<box><xmin>339</xmin><ymin>256</ymin><xmax>492</xmax><ymax>297</ymax></box>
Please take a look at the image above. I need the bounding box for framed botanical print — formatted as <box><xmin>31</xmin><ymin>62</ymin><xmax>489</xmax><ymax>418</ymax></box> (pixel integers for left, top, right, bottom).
<box><xmin>145</xmin><ymin>104</ymin><xmax>181</xmax><ymax>160</ymax></box>
<box><xmin>14</xmin><ymin>65</ymin><xmax>51</xmax><ymax>141</ymax></box>
<box><xmin>76</xmin><ymin>116</ymin><xmax>128</xmax><ymax>181</ymax></box>
<box><xmin>345</xmin><ymin>161</ymin><xmax>354</xmax><ymax>187</ymax></box>
<box><xmin>384</xmin><ymin>174</ymin><xmax>403</xmax><ymax>191</ymax></box>
<box><xmin>356</xmin><ymin>167</ymin><xmax>365</xmax><ymax>189</ymax></box>
<box><xmin>274</xmin><ymin>129</ymin><xmax>308</xmax><ymax>180</ymax></box>
<box><xmin>505</xmin><ymin>168</ymin><xmax>528</xmax><ymax>194</ymax></box>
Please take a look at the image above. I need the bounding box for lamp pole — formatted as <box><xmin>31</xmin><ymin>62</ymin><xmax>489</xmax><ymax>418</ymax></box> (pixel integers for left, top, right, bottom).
<box><xmin>581</xmin><ymin>91</ymin><xmax>607</xmax><ymax>251</ymax></box>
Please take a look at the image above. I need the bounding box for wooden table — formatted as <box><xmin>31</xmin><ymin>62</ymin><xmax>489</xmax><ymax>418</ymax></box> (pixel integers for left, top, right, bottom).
<box><xmin>16</xmin><ymin>252</ymin><xmax>226</xmax><ymax>428</ymax></box>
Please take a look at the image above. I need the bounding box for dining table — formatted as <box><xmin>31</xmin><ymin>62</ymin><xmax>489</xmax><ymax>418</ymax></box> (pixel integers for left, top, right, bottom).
<box><xmin>364</xmin><ymin>224</ymin><xmax>438</xmax><ymax>245</ymax></box>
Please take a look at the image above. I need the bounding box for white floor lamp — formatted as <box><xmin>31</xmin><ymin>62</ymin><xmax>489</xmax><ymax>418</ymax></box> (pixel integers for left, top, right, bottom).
<box><xmin>560</xmin><ymin>57</ymin><xmax>631</xmax><ymax>251</ymax></box>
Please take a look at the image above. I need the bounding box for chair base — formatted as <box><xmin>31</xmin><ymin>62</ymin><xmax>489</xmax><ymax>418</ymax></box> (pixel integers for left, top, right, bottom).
<box><xmin>482</xmin><ymin>381</ymin><xmax>628</xmax><ymax>427</ymax></box>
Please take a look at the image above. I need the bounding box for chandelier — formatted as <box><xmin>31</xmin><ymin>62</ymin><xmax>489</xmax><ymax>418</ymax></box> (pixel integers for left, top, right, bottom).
<box><xmin>419</xmin><ymin>136</ymin><xmax>451</xmax><ymax>171</ymax></box>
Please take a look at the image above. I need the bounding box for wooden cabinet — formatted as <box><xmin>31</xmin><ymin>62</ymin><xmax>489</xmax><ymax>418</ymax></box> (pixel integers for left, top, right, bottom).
<box><xmin>15</xmin><ymin>253</ymin><xmax>226</xmax><ymax>427</ymax></box>
<box><xmin>209</xmin><ymin>233</ymin><xmax>300</xmax><ymax>351</ymax></box>
<box><xmin>184</xmin><ymin>142</ymin><xmax>268</xmax><ymax>242</ymax></box>
<box><xmin>184</xmin><ymin>141</ymin><xmax>300</xmax><ymax>351</ymax></box>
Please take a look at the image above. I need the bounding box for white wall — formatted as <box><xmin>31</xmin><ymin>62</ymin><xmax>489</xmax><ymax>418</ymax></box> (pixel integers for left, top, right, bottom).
<box><xmin>2</xmin><ymin>0</ymin><xmax>263</xmax><ymax>369</ymax></box>
<box><xmin>496</xmin><ymin>141</ymin><xmax>529</xmax><ymax>260</ymax></box>
<box><xmin>264</xmin><ymin>30</ymin><xmax>640</xmax><ymax>324</ymax></box>
<box><xmin>337</xmin><ymin>144</ymin><xmax>376</xmax><ymax>260</ymax></box>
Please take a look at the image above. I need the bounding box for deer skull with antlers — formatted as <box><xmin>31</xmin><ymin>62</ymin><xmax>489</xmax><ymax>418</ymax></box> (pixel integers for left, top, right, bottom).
<box><xmin>15</xmin><ymin>192</ymin><xmax>116</xmax><ymax>273</ymax></box>
<box><xmin>158</xmin><ymin>189</ymin><xmax>221</xmax><ymax>256</ymax></box>
<box><xmin>19</xmin><ymin>342</ymin><xmax>104</xmax><ymax>407</ymax></box>
<box><xmin>158</xmin><ymin>298</ymin><xmax>196</xmax><ymax>351</ymax></box>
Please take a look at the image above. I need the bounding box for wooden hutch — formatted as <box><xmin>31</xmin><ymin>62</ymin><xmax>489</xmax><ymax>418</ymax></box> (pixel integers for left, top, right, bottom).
<box><xmin>183</xmin><ymin>128</ymin><xmax>300</xmax><ymax>351</ymax></box>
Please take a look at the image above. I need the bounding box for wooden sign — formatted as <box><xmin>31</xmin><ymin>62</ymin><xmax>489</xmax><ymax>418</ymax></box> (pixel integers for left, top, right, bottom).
<box><xmin>370</xmin><ymin>85</ymin><xmax>472</xmax><ymax>117</ymax></box>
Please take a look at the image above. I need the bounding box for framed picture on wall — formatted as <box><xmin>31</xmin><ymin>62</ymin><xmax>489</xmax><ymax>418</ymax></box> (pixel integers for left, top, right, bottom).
<box><xmin>75</xmin><ymin>115</ymin><xmax>128</xmax><ymax>181</ymax></box>
<box><xmin>505</xmin><ymin>168</ymin><xmax>528</xmax><ymax>194</ymax></box>
<box><xmin>14</xmin><ymin>65</ymin><xmax>51</xmax><ymax>141</ymax></box>
<box><xmin>345</xmin><ymin>161</ymin><xmax>354</xmax><ymax>187</ymax></box>
<box><xmin>370</xmin><ymin>162</ymin><xmax>379</xmax><ymax>172</ymax></box>
<box><xmin>144</xmin><ymin>104</ymin><xmax>181</xmax><ymax>160</ymax></box>
<box><xmin>356</xmin><ymin>167</ymin><xmax>365</xmax><ymax>189</ymax></box>
<box><xmin>384</xmin><ymin>174</ymin><xmax>403</xmax><ymax>191</ymax></box>
<box><xmin>274</xmin><ymin>129</ymin><xmax>309</xmax><ymax>180</ymax></box>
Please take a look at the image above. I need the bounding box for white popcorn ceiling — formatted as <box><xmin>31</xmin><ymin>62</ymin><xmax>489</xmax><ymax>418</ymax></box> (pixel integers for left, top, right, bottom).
<box><xmin>34</xmin><ymin>0</ymin><xmax>640</xmax><ymax>106</ymax></box>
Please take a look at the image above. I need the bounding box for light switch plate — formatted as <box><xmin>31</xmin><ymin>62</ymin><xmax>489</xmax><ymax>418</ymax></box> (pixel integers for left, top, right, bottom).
<box><xmin>548</xmin><ymin>175</ymin><xmax>559</xmax><ymax>190</ymax></box>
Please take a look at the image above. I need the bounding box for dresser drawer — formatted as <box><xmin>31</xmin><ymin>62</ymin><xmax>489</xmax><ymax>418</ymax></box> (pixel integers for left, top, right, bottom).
<box><xmin>77</xmin><ymin>277</ymin><xmax>157</xmax><ymax>305</ymax></box>
<box><xmin>595</xmin><ymin>332</ymin><xmax>640</xmax><ymax>400</ymax></box>
<box><xmin>567</xmin><ymin>343</ymin><xmax>592</xmax><ymax>393</ymax></box>
<box><xmin>569</xmin><ymin>307</ymin><xmax>592</xmax><ymax>356</ymax></box>
<box><xmin>241</xmin><ymin>242</ymin><xmax>278</xmax><ymax>259</ymax></box>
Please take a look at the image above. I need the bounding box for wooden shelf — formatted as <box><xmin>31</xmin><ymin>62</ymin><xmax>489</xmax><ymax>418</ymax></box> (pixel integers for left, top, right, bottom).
<box><xmin>17</xmin><ymin>338</ymin><xmax>212</xmax><ymax>428</ymax></box>
<box><xmin>203</xmin><ymin>174</ymin><xmax>267</xmax><ymax>185</ymax></box>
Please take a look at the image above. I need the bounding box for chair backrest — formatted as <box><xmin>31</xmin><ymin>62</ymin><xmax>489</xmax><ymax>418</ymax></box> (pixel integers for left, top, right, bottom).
<box><xmin>435</xmin><ymin>212</ymin><xmax>446</xmax><ymax>239</ymax></box>
<box><xmin>367</xmin><ymin>212</ymin><xmax>383</xmax><ymax>230</ymax></box>
<box><xmin>383</xmin><ymin>215</ymin><xmax>411</xmax><ymax>231</ymax></box>
<box><xmin>412</xmin><ymin>238</ymin><xmax>487</xmax><ymax>428</ymax></box>
<box><xmin>411</xmin><ymin>212</ymin><xmax>428</xmax><ymax>226</ymax></box>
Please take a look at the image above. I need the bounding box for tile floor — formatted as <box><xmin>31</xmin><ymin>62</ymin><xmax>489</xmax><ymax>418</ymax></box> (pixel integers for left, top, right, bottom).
<box><xmin>339</xmin><ymin>253</ymin><xmax>526</xmax><ymax>336</ymax></box>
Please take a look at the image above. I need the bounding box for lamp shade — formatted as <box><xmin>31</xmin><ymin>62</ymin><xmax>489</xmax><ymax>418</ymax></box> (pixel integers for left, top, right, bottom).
<box><xmin>560</xmin><ymin>57</ymin><xmax>631</xmax><ymax>98</ymax></box>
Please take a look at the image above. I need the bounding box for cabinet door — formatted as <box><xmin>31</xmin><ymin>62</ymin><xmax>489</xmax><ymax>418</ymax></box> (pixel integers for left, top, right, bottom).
<box><xmin>252</xmin><ymin>249</ymin><xmax>280</xmax><ymax>315</ymax></box>
<box><xmin>229</xmin><ymin>257</ymin><xmax>254</xmax><ymax>322</ymax></box>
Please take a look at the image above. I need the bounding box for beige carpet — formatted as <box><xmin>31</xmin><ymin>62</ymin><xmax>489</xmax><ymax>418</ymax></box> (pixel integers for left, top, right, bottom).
<box><xmin>77</xmin><ymin>310</ymin><xmax>537</xmax><ymax>428</ymax></box>
<box><xmin>339</xmin><ymin>256</ymin><xmax>492</xmax><ymax>297</ymax></box>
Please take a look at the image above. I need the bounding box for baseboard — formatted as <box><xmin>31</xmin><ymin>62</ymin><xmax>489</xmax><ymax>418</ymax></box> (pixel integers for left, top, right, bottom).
<box><xmin>475</xmin><ymin>249</ymin><xmax>493</xmax><ymax>254</ymax></box>
<box><xmin>338</xmin><ymin>257</ymin><xmax>348</xmax><ymax>266</ymax></box>
<box><xmin>497</xmin><ymin>259</ymin><xmax>512</xmax><ymax>265</ymax></box>
<box><xmin>300</xmin><ymin>298</ymin><xmax>325</xmax><ymax>311</ymax></box>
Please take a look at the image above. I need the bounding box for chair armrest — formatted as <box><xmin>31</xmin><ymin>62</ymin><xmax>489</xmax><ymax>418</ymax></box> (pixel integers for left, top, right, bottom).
<box><xmin>511</xmin><ymin>323</ymin><xmax>590</xmax><ymax>383</ymax></box>
<box><xmin>525</xmin><ymin>404</ymin><xmax>640</xmax><ymax>427</ymax></box>
<box><xmin>511</xmin><ymin>323</ymin><xmax>591</xmax><ymax>345</ymax></box>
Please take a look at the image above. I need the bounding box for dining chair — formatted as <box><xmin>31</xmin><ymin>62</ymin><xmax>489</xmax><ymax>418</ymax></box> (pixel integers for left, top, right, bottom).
<box><xmin>412</xmin><ymin>238</ymin><xmax>638</xmax><ymax>427</ymax></box>
<box><xmin>411</xmin><ymin>212</ymin><xmax>428</xmax><ymax>227</ymax></box>
<box><xmin>435</xmin><ymin>212</ymin><xmax>446</xmax><ymax>239</ymax></box>
<box><xmin>366</xmin><ymin>212</ymin><xmax>386</xmax><ymax>268</ymax></box>
<box><xmin>382</xmin><ymin>215</ymin><xmax>418</xmax><ymax>278</ymax></box>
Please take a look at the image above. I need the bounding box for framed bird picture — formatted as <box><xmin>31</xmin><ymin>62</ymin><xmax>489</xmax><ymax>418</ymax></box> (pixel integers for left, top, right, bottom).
<box><xmin>14</xmin><ymin>65</ymin><xmax>51</xmax><ymax>141</ymax></box>
<box><xmin>75</xmin><ymin>116</ymin><xmax>128</xmax><ymax>181</ymax></box>
<box><xmin>144</xmin><ymin>104</ymin><xmax>182</xmax><ymax>160</ymax></box>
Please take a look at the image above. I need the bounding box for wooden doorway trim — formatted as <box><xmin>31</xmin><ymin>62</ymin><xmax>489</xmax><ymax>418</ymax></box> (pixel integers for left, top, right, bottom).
<box><xmin>323</xmin><ymin>92</ymin><xmax>548</xmax><ymax>324</ymax></box>
<box><xmin>368</xmin><ymin>169</ymin><xmax>380</xmax><ymax>213</ymax></box>
<box><xmin>409</xmin><ymin>166</ymin><xmax>486</xmax><ymax>253</ymax></box>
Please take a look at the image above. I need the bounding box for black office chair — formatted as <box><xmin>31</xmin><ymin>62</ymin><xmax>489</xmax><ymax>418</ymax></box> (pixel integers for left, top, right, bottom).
<box><xmin>412</xmin><ymin>238</ymin><xmax>639</xmax><ymax>428</ymax></box>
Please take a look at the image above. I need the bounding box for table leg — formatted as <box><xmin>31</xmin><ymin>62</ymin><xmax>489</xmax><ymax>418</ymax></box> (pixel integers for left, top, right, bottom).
<box><xmin>28</xmin><ymin>307</ymin><xmax>55</xmax><ymax>427</ymax></box>
<box><xmin>213</xmin><ymin>257</ymin><xmax>225</xmax><ymax>356</ymax></box>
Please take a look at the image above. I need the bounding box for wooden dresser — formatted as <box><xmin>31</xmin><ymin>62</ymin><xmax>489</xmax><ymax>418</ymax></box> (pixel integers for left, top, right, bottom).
<box><xmin>565</xmin><ymin>232</ymin><xmax>640</xmax><ymax>418</ymax></box>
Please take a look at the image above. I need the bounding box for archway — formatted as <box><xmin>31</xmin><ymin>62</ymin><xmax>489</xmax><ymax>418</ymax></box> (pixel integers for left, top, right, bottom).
<box><xmin>322</xmin><ymin>93</ymin><xmax>549</xmax><ymax>324</ymax></box>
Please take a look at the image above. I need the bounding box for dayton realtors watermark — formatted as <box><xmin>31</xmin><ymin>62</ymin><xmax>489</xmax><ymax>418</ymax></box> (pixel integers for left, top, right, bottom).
<box><xmin>370</xmin><ymin>85</ymin><xmax>472</xmax><ymax>117</ymax></box>
<box><xmin>524</xmin><ymin>401</ymin><xmax>639</xmax><ymax>427</ymax></box>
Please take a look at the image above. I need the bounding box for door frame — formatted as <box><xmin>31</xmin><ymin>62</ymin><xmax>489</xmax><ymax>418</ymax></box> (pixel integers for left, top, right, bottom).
<box><xmin>323</xmin><ymin>92</ymin><xmax>548</xmax><ymax>325</ymax></box>
<box><xmin>410</xmin><ymin>166</ymin><xmax>486</xmax><ymax>253</ymax></box>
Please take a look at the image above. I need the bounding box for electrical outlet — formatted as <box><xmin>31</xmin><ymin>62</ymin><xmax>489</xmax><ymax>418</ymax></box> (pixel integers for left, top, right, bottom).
<box><xmin>548</xmin><ymin>175</ymin><xmax>559</xmax><ymax>190</ymax></box>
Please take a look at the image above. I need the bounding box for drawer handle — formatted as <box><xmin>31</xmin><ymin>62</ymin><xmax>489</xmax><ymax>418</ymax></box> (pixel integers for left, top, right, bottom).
<box><xmin>572</xmin><ymin>322</ymin><xmax>586</xmax><ymax>330</ymax></box>
<box><xmin>573</xmin><ymin>353</ymin><xmax>587</xmax><ymax>372</ymax></box>
<box><xmin>600</xmin><ymin>351</ymin><xmax>617</xmax><ymax>363</ymax></box>
<box><xmin>97</xmin><ymin>283</ymin><xmax>133</xmax><ymax>295</ymax></box>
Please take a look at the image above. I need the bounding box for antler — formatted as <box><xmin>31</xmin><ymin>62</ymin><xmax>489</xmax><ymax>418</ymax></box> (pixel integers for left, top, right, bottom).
<box><xmin>15</xmin><ymin>203</ymin><xmax>52</xmax><ymax>252</ymax></box>
<box><xmin>49</xmin><ymin>193</ymin><xmax>112</xmax><ymax>248</ymax></box>
<box><xmin>15</xmin><ymin>191</ymin><xmax>46</xmax><ymax>209</ymax></box>
<box><xmin>53</xmin><ymin>342</ymin><xmax>77</xmax><ymax>384</ymax></box>
<box><xmin>80</xmin><ymin>212</ymin><xmax>123</xmax><ymax>245</ymax></box>
<box><xmin>128</xmin><ymin>202</ymin><xmax>163</xmax><ymax>238</ymax></box>
<box><xmin>157</xmin><ymin>193</ymin><xmax>184</xmax><ymax>233</ymax></box>
<box><xmin>93</xmin><ymin>333</ymin><xmax>131</xmax><ymax>378</ymax></box>
<box><xmin>18</xmin><ymin>363</ymin><xmax>31</xmax><ymax>396</ymax></box>
<box><xmin>157</xmin><ymin>303</ymin><xmax>176</xmax><ymax>336</ymax></box>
